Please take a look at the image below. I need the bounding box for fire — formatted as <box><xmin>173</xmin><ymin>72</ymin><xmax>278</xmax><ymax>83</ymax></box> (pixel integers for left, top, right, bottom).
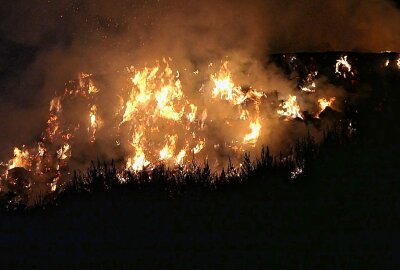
<box><xmin>57</xmin><ymin>143</ymin><xmax>71</xmax><ymax>160</ymax></box>
<box><xmin>187</xmin><ymin>104</ymin><xmax>197</xmax><ymax>122</ymax></box>
<box><xmin>50</xmin><ymin>97</ymin><xmax>62</xmax><ymax>112</ymax></box>
<box><xmin>397</xmin><ymin>58</ymin><xmax>400</xmax><ymax>69</ymax></box>
<box><xmin>175</xmin><ymin>149</ymin><xmax>186</xmax><ymax>165</ymax></box>
<box><xmin>300</xmin><ymin>71</ymin><xmax>318</xmax><ymax>92</ymax></box>
<box><xmin>1</xmin><ymin>55</ymin><xmax>351</xmax><ymax>200</ymax></box>
<box><xmin>318</xmin><ymin>97</ymin><xmax>335</xmax><ymax>113</ymax></box>
<box><xmin>335</xmin><ymin>56</ymin><xmax>352</xmax><ymax>78</ymax></box>
<box><xmin>300</xmin><ymin>82</ymin><xmax>316</xmax><ymax>92</ymax></box>
<box><xmin>316</xmin><ymin>97</ymin><xmax>336</xmax><ymax>117</ymax></box>
<box><xmin>211</xmin><ymin>61</ymin><xmax>245</xmax><ymax>105</ymax></box>
<box><xmin>240</xmin><ymin>109</ymin><xmax>249</xmax><ymax>120</ymax></box>
<box><xmin>89</xmin><ymin>105</ymin><xmax>101</xmax><ymax>142</ymax></box>
<box><xmin>122</xmin><ymin>66</ymin><xmax>158</xmax><ymax>123</ymax></box>
<box><xmin>50</xmin><ymin>179</ymin><xmax>58</xmax><ymax>192</ymax></box>
<box><xmin>211</xmin><ymin>61</ymin><xmax>264</xmax><ymax>105</ymax></box>
<box><xmin>88</xmin><ymin>79</ymin><xmax>99</xmax><ymax>94</ymax></box>
<box><xmin>192</xmin><ymin>140</ymin><xmax>205</xmax><ymax>154</ymax></box>
<box><xmin>119</xmin><ymin>59</ymin><xmax>208</xmax><ymax>171</ymax></box>
<box><xmin>127</xmin><ymin>129</ymin><xmax>150</xmax><ymax>171</ymax></box>
<box><xmin>243</xmin><ymin>119</ymin><xmax>261</xmax><ymax>145</ymax></box>
<box><xmin>277</xmin><ymin>95</ymin><xmax>303</xmax><ymax>120</ymax></box>
<box><xmin>155</xmin><ymin>85</ymin><xmax>184</xmax><ymax>121</ymax></box>
<box><xmin>159</xmin><ymin>135</ymin><xmax>178</xmax><ymax>161</ymax></box>
<box><xmin>9</xmin><ymin>147</ymin><xmax>30</xmax><ymax>170</ymax></box>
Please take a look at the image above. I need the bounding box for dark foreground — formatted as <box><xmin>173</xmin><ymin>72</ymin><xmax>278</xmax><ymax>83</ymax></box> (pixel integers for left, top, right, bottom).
<box><xmin>1</xmin><ymin>52</ymin><xmax>399</xmax><ymax>269</ymax></box>
<box><xmin>1</xmin><ymin>141</ymin><xmax>399</xmax><ymax>269</ymax></box>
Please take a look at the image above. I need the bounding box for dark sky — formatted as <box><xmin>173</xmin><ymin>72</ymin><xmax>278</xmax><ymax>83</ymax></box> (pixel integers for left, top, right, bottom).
<box><xmin>0</xmin><ymin>0</ymin><xmax>399</xmax><ymax>153</ymax></box>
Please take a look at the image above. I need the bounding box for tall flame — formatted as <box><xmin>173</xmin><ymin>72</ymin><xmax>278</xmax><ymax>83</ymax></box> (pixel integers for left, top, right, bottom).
<box><xmin>127</xmin><ymin>128</ymin><xmax>150</xmax><ymax>171</ymax></box>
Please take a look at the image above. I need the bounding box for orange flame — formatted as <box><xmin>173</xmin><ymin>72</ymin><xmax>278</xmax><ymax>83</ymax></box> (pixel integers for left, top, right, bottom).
<box><xmin>243</xmin><ymin>118</ymin><xmax>261</xmax><ymax>145</ymax></box>
<box><xmin>317</xmin><ymin>97</ymin><xmax>335</xmax><ymax>116</ymax></box>
<box><xmin>277</xmin><ymin>95</ymin><xmax>303</xmax><ymax>120</ymax></box>
<box><xmin>8</xmin><ymin>147</ymin><xmax>30</xmax><ymax>170</ymax></box>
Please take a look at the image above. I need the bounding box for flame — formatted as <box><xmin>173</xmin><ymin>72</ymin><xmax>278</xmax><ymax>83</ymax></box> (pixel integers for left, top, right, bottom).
<box><xmin>243</xmin><ymin>118</ymin><xmax>261</xmax><ymax>145</ymax></box>
<box><xmin>187</xmin><ymin>104</ymin><xmax>197</xmax><ymax>122</ymax></box>
<box><xmin>335</xmin><ymin>56</ymin><xmax>352</xmax><ymax>78</ymax></box>
<box><xmin>50</xmin><ymin>97</ymin><xmax>62</xmax><ymax>112</ymax></box>
<box><xmin>155</xmin><ymin>85</ymin><xmax>184</xmax><ymax>121</ymax></box>
<box><xmin>175</xmin><ymin>149</ymin><xmax>186</xmax><ymax>164</ymax></box>
<box><xmin>57</xmin><ymin>143</ymin><xmax>71</xmax><ymax>160</ymax></box>
<box><xmin>89</xmin><ymin>105</ymin><xmax>101</xmax><ymax>142</ymax></box>
<box><xmin>127</xmin><ymin>129</ymin><xmax>150</xmax><ymax>171</ymax></box>
<box><xmin>2</xmin><ymin>55</ymin><xmax>349</xmax><ymax>198</ymax></box>
<box><xmin>300</xmin><ymin>82</ymin><xmax>316</xmax><ymax>92</ymax></box>
<box><xmin>240</xmin><ymin>109</ymin><xmax>249</xmax><ymax>120</ymax></box>
<box><xmin>88</xmin><ymin>79</ymin><xmax>99</xmax><ymax>94</ymax></box>
<box><xmin>192</xmin><ymin>140</ymin><xmax>205</xmax><ymax>154</ymax></box>
<box><xmin>277</xmin><ymin>95</ymin><xmax>303</xmax><ymax>120</ymax></box>
<box><xmin>211</xmin><ymin>61</ymin><xmax>245</xmax><ymax>105</ymax></box>
<box><xmin>121</xmin><ymin>66</ymin><xmax>158</xmax><ymax>123</ymax></box>
<box><xmin>397</xmin><ymin>58</ymin><xmax>400</xmax><ymax>69</ymax></box>
<box><xmin>317</xmin><ymin>97</ymin><xmax>335</xmax><ymax>115</ymax></box>
<box><xmin>50</xmin><ymin>175</ymin><xmax>60</xmax><ymax>192</ymax></box>
<box><xmin>300</xmin><ymin>71</ymin><xmax>317</xmax><ymax>92</ymax></box>
<box><xmin>159</xmin><ymin>135</ymin><xmax>178</xmax><ymax>161</ymax></box>
<box><xmin>8</xmin><ymin>147</ymin><xmax>30</xmax><ymax>170</ymax></box>
<box><xmin>211</xmin><ymin>62</ymin><xmax>264</xmax><ymax>105</ymax></box>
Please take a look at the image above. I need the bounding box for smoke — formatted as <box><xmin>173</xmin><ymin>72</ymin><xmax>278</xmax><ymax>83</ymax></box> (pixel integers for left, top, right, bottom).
<box><xmin>0</xmin><ymin>0</ymin><xmax>399</xmax><ymax>161</ymax></box>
